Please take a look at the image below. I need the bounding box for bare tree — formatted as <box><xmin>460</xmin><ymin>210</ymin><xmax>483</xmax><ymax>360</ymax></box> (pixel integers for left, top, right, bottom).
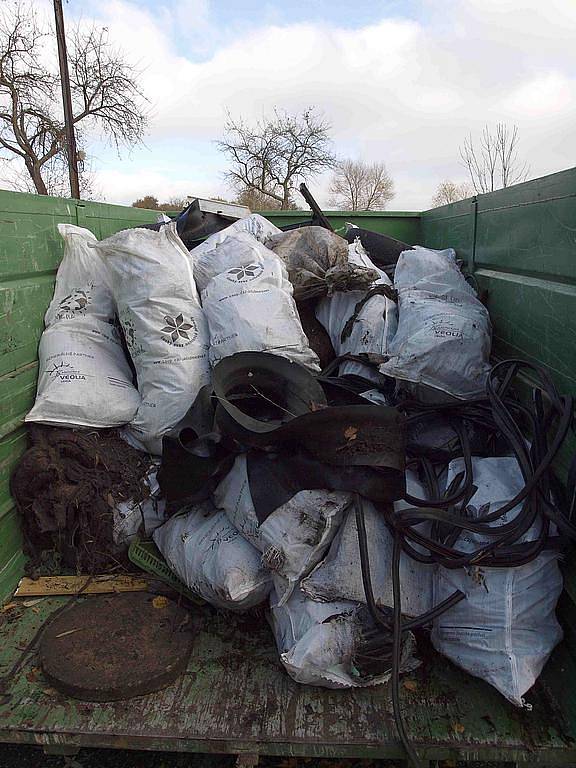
<box><xmin>217</xmin><ymin>108</ymin><xmax>335</xmax><ymax>210</ymax></box>
<box><xmin>328</xmin><ymin>159</ymin><xmax>395</xmax><ymax>210</ymax></box>
<box><xmin>234</xmin><ymin>186</ymin><xmax>303</xmax><ymax>210</ymax></box>
<box><xmin>460</xmin><ymin>124</ymin><xmax>529</xmax><ymax>194</ymax></box>
<box><xmin>0</xmin><ymin>4</ymin><xmax>147</xmax><ymax>196</ymax></box>
<box><xmin>431</xmin><ymin>180</ymin><xmax>474</xmax><ymax>207</ymax></box>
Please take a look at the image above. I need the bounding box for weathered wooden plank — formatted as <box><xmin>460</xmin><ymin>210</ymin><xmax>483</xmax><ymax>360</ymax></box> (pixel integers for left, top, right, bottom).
<box><xmin>14</xmin><ymin>575</ymin><xmax>150</xmax><ymax>597</ymax></box>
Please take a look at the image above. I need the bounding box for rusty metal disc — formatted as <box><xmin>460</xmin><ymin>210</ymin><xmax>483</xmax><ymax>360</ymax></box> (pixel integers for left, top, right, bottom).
<box><xmin>39</xmin><ymin>593</ymin><xmax>196</xmax><ymax>701</ymax></box>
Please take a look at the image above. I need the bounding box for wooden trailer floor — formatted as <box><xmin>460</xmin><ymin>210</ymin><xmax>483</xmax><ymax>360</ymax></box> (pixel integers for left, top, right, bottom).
<box><xmin>0</xmin><ymin>595</ymin><xmax>575</xmax><ymax>764</ymax></box>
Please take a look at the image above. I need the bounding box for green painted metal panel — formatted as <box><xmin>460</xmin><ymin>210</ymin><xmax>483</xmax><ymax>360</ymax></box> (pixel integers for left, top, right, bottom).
<box><xmin>262</xmin><ymin>210</ymin><xmax>421</xmax><ymax>243</ymax></box>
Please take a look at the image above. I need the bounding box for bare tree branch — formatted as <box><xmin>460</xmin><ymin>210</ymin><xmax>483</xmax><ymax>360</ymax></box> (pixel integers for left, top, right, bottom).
<box><xmin>460</xmin><ymin>123</ymin><xmax>529</xmax><ymax>194</ymax></box>
<box><xmin>217</xmin><ymin>108</ymin><xmax>335</xmax><ymax>209</ymax></box>
<box><xmin>431</xmin><ymin>179</ymin><xmax>474</xmax><ymax>207</ymax></box>
<box><xmin>0</xmin><ymin>3</ymin><xmax>147</xmax><ymax>196</ymax></box>
<box><xmin>328</xmin><ymin>159</ymin><xmax>394</xmax><ymax>211</ymax></box>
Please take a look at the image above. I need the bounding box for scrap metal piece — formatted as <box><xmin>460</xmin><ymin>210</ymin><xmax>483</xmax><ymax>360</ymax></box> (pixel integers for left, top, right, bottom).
<box><xmin>39</xmin><ymin>593</ymin><xmax>197</xmax><ymax>701</ymax></box>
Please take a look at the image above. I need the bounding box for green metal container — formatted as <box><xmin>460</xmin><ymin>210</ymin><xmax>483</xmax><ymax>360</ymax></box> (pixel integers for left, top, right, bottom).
<box><xmin>0</xmin><ymin>172</ymin><xmax>575</xmax><ymax>763</ymax></box>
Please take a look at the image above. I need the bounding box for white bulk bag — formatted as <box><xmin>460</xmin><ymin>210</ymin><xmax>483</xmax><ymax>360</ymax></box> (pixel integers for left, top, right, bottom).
<box><xmin>432</xmin><ymin>456</ymin><xmax>563</xmax><ymax>707</ymax></box>
<box><xmin>153</xmin><ymin>500</ymin><xmax>272</xmax><ymax>611</ymax></box>
<box><xmin>45</xmin><ymin>224</ymin><xmax>115</xmax><ymax>327</ymax></box>
<box><xmin>26</xmin><ymin>316</ymin><xmax>140</xmax><ymax>428</ymax></box>
<box><xmin>302</xmin><ymin>474</ymin><xmax>434</xmax><ymax>617</ymax></box>
<box><xmin>393</xmin><ymin>245</ymin><xmax>462</xmax><ymax>291</ymax></box>
<box><xmin>213</xmin><ymin>453</ymin><xmax>351</xmax><ymax>603</ymax></box>
<box><xmin>190</xmin><ymin>213</ymin><xmax>281</xmax><ymax>262</ymax></box>
<box><xmin>380</xmin><ymin>246</ymin><xmax>491</xmax><ymax>399</ymax></box>
<box><xmin>200</xmin><ymin>233</ymin><xmax>320</xmax><ymax>372</ymax></box>
<box><xmin>92</xmin><ymin>224</ymin><xmax>211</xmax><ymax>455</ymax></box>
<box><xmin>316</xmin><ymin>239</ymin><xmax>398</xmax><ymax>383</ymax></box>
<box><xmin>269</xmin><ymin>581</ymin><xmax>418</xmax><ymax>688</ymax></box>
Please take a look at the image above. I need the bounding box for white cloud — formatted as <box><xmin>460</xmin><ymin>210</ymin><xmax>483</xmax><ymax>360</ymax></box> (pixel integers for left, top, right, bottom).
<box><xmin>63</xmin><ymin>0</ymin><xmax>576</xmax><ymax>209</ymax></box>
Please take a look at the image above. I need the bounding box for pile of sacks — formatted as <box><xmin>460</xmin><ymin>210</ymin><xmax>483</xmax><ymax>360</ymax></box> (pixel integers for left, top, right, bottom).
<box><xmin>24</xmin><ymin>213</ymin><xmax>563</xmax><ymax>706</ymax></box>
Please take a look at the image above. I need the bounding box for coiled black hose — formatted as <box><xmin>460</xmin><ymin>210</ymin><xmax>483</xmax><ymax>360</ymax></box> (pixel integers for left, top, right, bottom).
<box><xmin>354</xmin><ymin>359</ymin><xmax>576</xmax><ymax>768</ymax></box>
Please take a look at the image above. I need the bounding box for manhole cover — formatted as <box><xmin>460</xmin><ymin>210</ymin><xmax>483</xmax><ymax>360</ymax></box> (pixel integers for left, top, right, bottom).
<box><xmin>39</xmin><ymin>593</ymin><xmax>197</xmax><ymax>701</ymax></box>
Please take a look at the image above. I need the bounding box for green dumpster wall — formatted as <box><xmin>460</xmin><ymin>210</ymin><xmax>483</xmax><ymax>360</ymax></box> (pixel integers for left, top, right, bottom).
<box><xmin>262</xmin><ymin>209</ymin><xmax>421</xmax><ymax>243</ymax></box>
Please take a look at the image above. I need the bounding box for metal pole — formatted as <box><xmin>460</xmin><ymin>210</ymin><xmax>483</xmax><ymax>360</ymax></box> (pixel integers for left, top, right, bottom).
<box><xmin>53</xmin><ymin>0</ymin><xmax>80</xmax><ymax>199</ymax></box>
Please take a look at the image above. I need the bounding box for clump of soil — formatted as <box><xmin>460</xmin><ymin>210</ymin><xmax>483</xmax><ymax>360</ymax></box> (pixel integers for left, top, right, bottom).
<box><xmin>11</xmin><ymin>425</ymin><xmax>151</xmax><ymax>575</ymax></box>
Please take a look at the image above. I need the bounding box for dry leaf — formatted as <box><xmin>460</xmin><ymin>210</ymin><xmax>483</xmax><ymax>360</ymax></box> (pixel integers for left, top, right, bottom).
<box><xmin>152</xmin><ymin>596</ymin><xmax>169</xmax><ymax>609</ymax></box>
<box><xmin>452</xmin><ymin>722</ymin><xmax>465</xmax><ymax>735</ymax></box>
<box><xmin>344</xmin><ymin>426</ymin><xmax>358</xmax><ymax>441</ymax></box>
<box><xmin>403</xmin><ymin>679</ymin><xmax>418</xmax><ymax>692</ymax></box>
<box><xmin>1</xmin><ymin>602</ymin><xmax>17</xmax><ymax>612</ymax></box>
<box><xmin>42</xmin><ymin>687</ymin><xmax>58</xmax><ymax>697</ymax></box>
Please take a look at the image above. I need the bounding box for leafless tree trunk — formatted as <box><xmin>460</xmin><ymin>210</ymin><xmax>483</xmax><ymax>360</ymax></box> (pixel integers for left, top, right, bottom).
<box><xmin>217</xmin><ymin>109</ymin><xmax>335</xmax><ymax>210</ymax></box>
<box><xmin>328</xmin><ymin>159</ymin><xmax>394</xmax><ymax>210</ymax></box>
<box><xmin>460</xmin><ymin>123</ymin><xmax>529</xmax><ymax>194</ymax></box>
<box><xmin>0</xmin><ymin>3</ymin><xmax>147</xmax><ymax>196</ymax></box>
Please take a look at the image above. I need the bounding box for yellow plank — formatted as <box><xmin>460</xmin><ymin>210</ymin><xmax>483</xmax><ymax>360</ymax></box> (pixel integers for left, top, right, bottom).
<box><xmin>14</xmin><ymin>575</ymin><xmax>150</xmax><ymax>597</ymax></box>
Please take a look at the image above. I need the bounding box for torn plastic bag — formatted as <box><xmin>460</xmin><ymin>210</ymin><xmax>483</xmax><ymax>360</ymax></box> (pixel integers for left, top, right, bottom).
<box><xmin>92</xmin><ymin>224</ymin><xmax>211</xmax><ymax>455</ymax></box>
<box><xmin>315</xmin><ymin>238</ymin><xmax>398</xmax><ymax>384</ymax></box>
<box><xmin>199</xmin><ymin>233</ymin><xmax>320</xmax><ymax>372</ymax></box>
<box><xmin>45</xmin><ymin>224</ymin><xmax>115</xmax><ymax>327</ymax></box>
<box><xmin>214</xmin><ymin>453</ymin><xmax>351</xmax><ymax>604</ymax></box>
<box><xmin>432</xmin><ymin>456</ymin><xmax>563</xmax><ymax>708</ymax></box>
<box><xmin>113</xmin><ymin>468</ymin><xmax>166</xmax><ymax>547</ymax></box>
<box><xmin>266</xmin><ymin>226</ymin><xmax>378</xmax><ymax>301</ymax></box>
<box><xmin>269</xmin><ymin>581</ymin><xmax>419</xmax><ymax>688</ymax></box>
<box><xmin>344</xmin><ymin>224</ymin><xmax>411</xmax><ymax>271</ymax></box>
<box><xmin>26</xmin><ymin>316</ymin><xmax>141</xmax><ymax>429</ymax></box>
<box><xmin>153</xmin><ymin>498</ymin><xmax>272</xmax><ymax>611</ymax></box>
<box><xmin>302</xmin><ymin>475</ymin><xmax>434</xmax><ymax>617</ymax></box>
<box><xmin>380</xmin><ymin>247</ymin><xmax>491</xmax><ymax>399</ymax></box>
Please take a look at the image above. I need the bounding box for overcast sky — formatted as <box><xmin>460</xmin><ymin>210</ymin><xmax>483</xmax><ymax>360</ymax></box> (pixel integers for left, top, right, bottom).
<box><xmin>19</xmin><ymin>0</ymin><xmax>576</xmax><ymax>209</ymax></box>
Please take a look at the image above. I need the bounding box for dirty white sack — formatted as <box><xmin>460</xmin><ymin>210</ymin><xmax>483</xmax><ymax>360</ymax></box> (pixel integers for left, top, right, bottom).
<box><xmin>269</xmin><ymin>580</ymin><xmax>418</xmax><ymax>688</ymax></box>
<box><xmin>26</xmin><ymin>316</ymin><xmax>141</xmax><ymax>428</ymax></box>
<box><xmin>302</xmin><ymin>473</ymin><xmax>434</xmax><ymax>617</ymax></box>
<box><xmin>92</xmin><ymin>224</ymin><xmax>211</xmax><ymax>455</ymax></box>
<box><xmin>432</xmin><ymin>456</ymin><xmax>563</xmax><ymax>708</ymax></box>
<box><xmin>45</xmin><ymin>224</ymin><xmax>115</xmax><ymax>327</ymax></box>
<box><xmin>190</xmin><ymin>213</ymin><xmax>281</xmax><ymax>264</ymax></box>
<box><xmin>213</xmin><ymin>453</ymin><xmax>351</xmax><ymax>603</ymax></box>
<box><xmin>380</xmin><ymin>246</ymin><xmax>491</xmax><ymax>399</ymax></box>
<box><xmin>315</xmin><ymin>238</ymin><xmax>398</xmax><ymax>383</ymax></box>
<box><xmin>153</xmin><ymin>499</ymin><xmax>272</xmax><ymax>611</ymax></box>
<box><xmin>199</xmin><ymin>232</ymin><xmax>320</xmax><ymax>372</ymax></box>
